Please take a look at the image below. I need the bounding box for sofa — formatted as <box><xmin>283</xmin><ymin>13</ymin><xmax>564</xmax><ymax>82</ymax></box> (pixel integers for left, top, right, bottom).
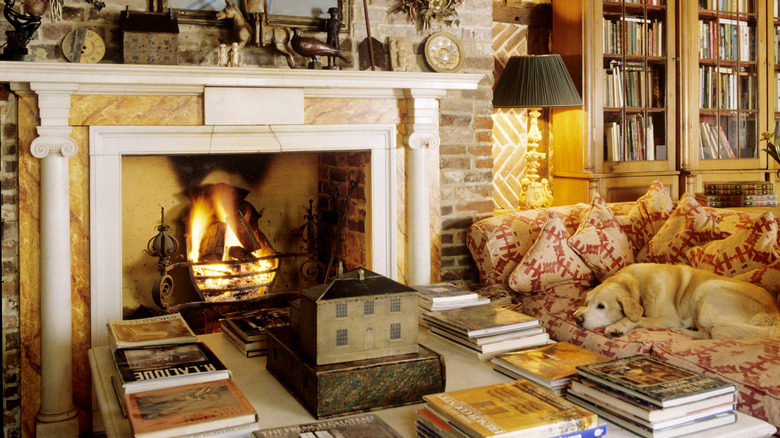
<box><xmin>465</xmin><ymin>181</ymin><xmax>780</xmax><ymax>429</ymax></box>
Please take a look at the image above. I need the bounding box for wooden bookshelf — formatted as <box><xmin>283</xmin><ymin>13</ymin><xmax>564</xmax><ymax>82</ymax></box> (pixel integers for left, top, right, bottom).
<box><xmin>550</xmin><ymin>0</ymin><xmax>777</xmax><ymax>204</ymax></box>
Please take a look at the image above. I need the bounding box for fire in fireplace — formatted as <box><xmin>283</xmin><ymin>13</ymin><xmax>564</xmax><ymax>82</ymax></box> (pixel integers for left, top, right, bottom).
<box><xmin>185</xmin><ymin>183</ymin><xmax>280</xmax><ymax>302</ymax></box>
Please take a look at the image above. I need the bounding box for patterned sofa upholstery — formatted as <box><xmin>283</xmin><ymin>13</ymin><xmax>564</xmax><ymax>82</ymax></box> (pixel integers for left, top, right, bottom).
<box><xmin>466</xmin><ymin>181</ymin><xmax>780</xmax><ymax>428</ymax></box>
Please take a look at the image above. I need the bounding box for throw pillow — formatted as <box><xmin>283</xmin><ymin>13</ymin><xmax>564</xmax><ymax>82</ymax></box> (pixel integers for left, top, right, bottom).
<box><xmin>508</xmin><ymin>212</ymin><xmax>595</xmax><ymax>294</ymax></box>
<box><xmin>686</xmin><ymin>212</ymin><xmax>780</xmax><ymax>277</ymax></box>
<box><xmin>734</xmin><ymin>259</ymin><xmax>780</xmax><ymax>302</ymax></box>
<box><xmin>617</xmin><ymin>180</ymin><xmax>675</xmax><ymax>252</ymax></box>
<box><xmin>640</xmin><ymin>193</ymin><xmax>730</xmax><ymax>264</ymax></box>
<box><xmin>569</xmin><ymin>194</ymin><xmax>636</xmax><ymax>281</ymax></box>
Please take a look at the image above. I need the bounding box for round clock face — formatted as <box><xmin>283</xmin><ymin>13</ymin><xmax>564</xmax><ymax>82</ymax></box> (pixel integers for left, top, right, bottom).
<box><xmin>62</xmin><ymin>29</ymin><xmax>106</xmax><ymax>64</ymax></box>
<box><xmin>424</xmin><ymin>32</ymin><xmax>465</xmax><ymax>73</ymax></box>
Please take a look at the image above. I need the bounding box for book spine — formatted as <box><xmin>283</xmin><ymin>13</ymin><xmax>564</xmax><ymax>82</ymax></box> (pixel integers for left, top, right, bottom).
<box><xmin>549</xmin><ymin>423</ymin><xmax>608</xmax><ymax>438</ymax></box>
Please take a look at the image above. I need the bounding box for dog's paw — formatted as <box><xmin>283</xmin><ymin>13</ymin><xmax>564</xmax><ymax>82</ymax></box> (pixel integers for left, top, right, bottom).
<box><xmin>605</xmin><ymin>324</ymin><xmax>624</xmax><ymax>337</ymax></box>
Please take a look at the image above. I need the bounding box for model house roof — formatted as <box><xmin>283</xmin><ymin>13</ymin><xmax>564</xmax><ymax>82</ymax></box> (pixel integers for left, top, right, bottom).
<box><xmin>302</xmin><ymin>268</ymin><xmax>416</xmax><ymax>301</ymax></box>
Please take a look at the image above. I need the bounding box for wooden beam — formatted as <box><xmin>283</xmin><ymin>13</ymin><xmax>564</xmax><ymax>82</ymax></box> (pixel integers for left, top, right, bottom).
<box><xmin>493</xmin><ymin>0</ymin><xmax>551</xmax><ymax>27</ymax></box>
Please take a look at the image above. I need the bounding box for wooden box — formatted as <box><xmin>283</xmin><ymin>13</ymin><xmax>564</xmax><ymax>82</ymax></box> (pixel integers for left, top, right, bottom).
<box><xmin>266</xmin><ymin>326</ymin><xmax>446</xmax><ymax>419</ymax></box>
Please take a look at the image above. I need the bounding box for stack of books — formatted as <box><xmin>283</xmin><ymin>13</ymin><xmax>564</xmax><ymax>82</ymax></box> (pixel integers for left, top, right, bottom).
<box><xmin>491</xmin><ymin>342</ymin><xmax>610</xmax><ymax>396</ymax></box>
<box><xmin>695</xmin><ymin>181</ymin><xmax>776</xmax><ymax>207</ymax></box>
<box><xmin>414</xmin><ymin>282</ymin><xmax>490</xmax><ymax>312</ymax></box>
<box><xmin>422</xmin><ymin>303</ymin><xmax>550</xmax><ymax>361</ymax></box>
<box><xmin>566</xmin><ymin>355</ymin><xmax>738</xmax><ymax>438</ymax></box>
<box><xmin>106</xmin><ymin>313</ymin><xmax>259</xmax><ymax>437</ymax></box>
<box><xmin>219</xmin><ymin>307</ymin><xmax>289</xmax><ymax>357</ymax></box>
<box><xmin>417</xmin><ymin>380</ymin><xmax>607</xmax><ymax>438</ymax></box>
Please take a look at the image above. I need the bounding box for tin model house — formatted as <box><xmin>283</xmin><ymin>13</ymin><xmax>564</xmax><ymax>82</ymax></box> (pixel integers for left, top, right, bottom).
<box><xmin>296</xmin><ymin>268</ymin><xmax>419</xmax><ymax>365</ymax></box>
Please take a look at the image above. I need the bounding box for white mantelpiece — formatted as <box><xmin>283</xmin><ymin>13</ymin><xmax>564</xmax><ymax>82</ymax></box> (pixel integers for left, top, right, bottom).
<box><xmin>1</xmin><ymin>61</ymin><xmax>481</xmax><ymax>438</ymax></box>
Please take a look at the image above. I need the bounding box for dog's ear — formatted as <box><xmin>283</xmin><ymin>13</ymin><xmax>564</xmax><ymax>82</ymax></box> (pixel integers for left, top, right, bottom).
<box><xmin>616</xmin><ymin>288</ymin><xmax>644</xmax><ymax>322</ymax></box>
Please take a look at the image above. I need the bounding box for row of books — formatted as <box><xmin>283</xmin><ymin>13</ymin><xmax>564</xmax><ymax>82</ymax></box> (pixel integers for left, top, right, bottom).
<box><xmin>603</xmin><ymin>61</ymin><xmax>665</xmax><ymax>109</ymax></box>
<box><xmin>698</xmin><ymin>17</ymin><xmax>754</xmax><ymax>62</ymax></box>
<box><xmin>699</xmin><ymin>65</ymin><xmax>756</xmax><ymax>111</ymax></box>
<box><xmin>422</xmin><ymin>303</ymin><xmax>550</xmax><ymax>362</ymax></box>
<box><xmin>695</xmin><ymin>192</ymin><xmax>778</xmax><ymax>207</ymax></box>
<box><xmin>566</xmin><ymin>355</ymin><xmax>739</xmax><ymax>438</ymax></box>
<box><xmin>603</xmin><ymin>16</ymin><xmax>664</xmax><ymax>57</ymax></box>
<box><xmin>106</xmin><ymin>313</ymin><xmax>260</xmax><ymax>437</ymax></box>
<box><xmin>698</xmin><ymin>121</ymin><xmax>736</xmax><ymax>159</ymax></box>
<box><xmin>605</xmin><ymin>115</ymin><xmax>656</xmax><ymax>162</ymax></box>
<box><xmin>703</xmin><ymin>180</ymin><xmax>774</xmax><ymax>194</ymax></box>
<box><xmin>219</xmin><ymin>307</ymin><xmax>289</xmax><ymax>357</ymax></box>
<box><xmin>700</xmin><ymin>0</ymin><xmax>753</xmax><ymax>13</ymax></box>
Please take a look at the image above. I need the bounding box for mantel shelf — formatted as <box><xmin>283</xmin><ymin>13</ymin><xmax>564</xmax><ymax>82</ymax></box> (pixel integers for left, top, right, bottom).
<box><xmin>0</xmin><ymin>61</ymin><xmax>483</xmax><ymax>97</ymax></box>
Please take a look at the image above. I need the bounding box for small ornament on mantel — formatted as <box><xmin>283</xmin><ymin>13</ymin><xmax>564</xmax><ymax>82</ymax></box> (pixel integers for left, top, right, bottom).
<box><xmin>390</xmin><ymin>0</ymin><xmax>462</xmax><ymax>34</ymax></box>
<box><xmin>389</xmin><ymin>37</ymin><xmax>414</xmax><ymax>72</ymax></box>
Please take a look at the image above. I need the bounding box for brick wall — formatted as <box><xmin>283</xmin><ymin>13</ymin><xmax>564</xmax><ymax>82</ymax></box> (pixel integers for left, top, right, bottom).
<box><xmin>0</xmin><ymin>0</ymin><xmax>495</xmax><ymax>434</ymax></box>
<box><xmin>1</xmin><ymin>85</ymin><xmax>21</xmax><ymax>438</ymax></box>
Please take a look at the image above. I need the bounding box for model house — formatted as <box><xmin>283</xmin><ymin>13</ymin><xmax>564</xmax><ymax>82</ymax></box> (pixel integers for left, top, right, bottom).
<box><xmin>297</xmin><ymin>268</ymin><xmax>418</xmax><ymax>365</ymax></box>
<box><xmin>1</xmin><ymin>0</ymin><xmax>779</xmax><ymax>436</ymax></box>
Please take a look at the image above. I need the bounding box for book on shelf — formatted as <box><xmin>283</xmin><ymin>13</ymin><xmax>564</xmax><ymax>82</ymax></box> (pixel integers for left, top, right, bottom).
<box><xmin>422</xmin><ymin>304</ymin><xmax>541</xmax><ymax>338</ymax></box>
<box><xmin>703</xmin><ymin>181</ymin><xmax>774</xmax><ymax>195</ymax></box>
<box><xmin>694</xmin><ymin>192</ymin><xmax>778</xmax><ymax>208</ymax></box>
<box><xmin>566</xmin><ymin>393</ymin><xmax>736</xmax><ymax>438</ymax></box>
<box><xmin>253</xmin><ymin>413</ymin><xmax>403</xmax><ymax>438</ymax></box>
<box><xmin>124</xmin><ymin>378</ymin><xmax>258</xmax><ymax>438</ymax></box>
<box><xmin>427</xmin><ymin>326</ymin><xmax>550</xmax><ymax>362</ymax></box>
<box><xmin>490</xmin><ymin>342</ymin><xmax>610</xmax><ymax>394</ymax></box>
<box><xmin>113</xmin><ymin>342</ymin><xmax>232</xmax><ymax>394</ymax></box>
<box><xmin>568</xmin><ymin>377</ymin><xmax>736</xmax><ymax>429</ymax></box>
<box><xmin>106</xmin><ymin>313</ymin><xmax>197</xmax><ymax>349</ymax></box>
<box><xmin>575</xmin><ymin>355</ymin><xmax>737</xmax><ymax>409</ymax></box>
<box><xmin>422</xmin><ymin>380</ymin><xmax>598</xmax><ymax>438</ymax></box>
<box><xmin>414</xmin><ymin>282</ymin><xmax>490</xmax><ymax>311</ymax></box>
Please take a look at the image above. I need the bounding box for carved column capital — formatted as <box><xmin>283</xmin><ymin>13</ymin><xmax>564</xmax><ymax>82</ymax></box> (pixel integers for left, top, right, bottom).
<box><xmin>31</xmin><ymin>127</ymin><xmax>78</xmax><ymax>159</ymax></box>
<box><xmin>404</xmin><ymin>88</ymin><xmax>445</xmax><ymax>150</ymax></box>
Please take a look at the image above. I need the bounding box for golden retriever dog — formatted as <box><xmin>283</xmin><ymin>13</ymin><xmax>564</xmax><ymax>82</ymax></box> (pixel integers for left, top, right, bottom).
<box><xmin>572</xmin><ymin>263</ymin><xmax>780</xmax><ymax>339</ymax></box>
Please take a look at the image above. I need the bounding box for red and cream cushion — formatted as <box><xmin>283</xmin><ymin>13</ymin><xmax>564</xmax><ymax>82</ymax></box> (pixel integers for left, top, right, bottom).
<box><xmin>686</xmin><ymin>212</ymin><xmax>779</xmax><ymax>277</ymax></box>
<box><xmin>734</xmin><ymin>259</ymin><xmax>780</xmax><ymax>301</ymax></box>
<box><xmin>508</xmin><ymin>212</ymin><xmax>595</xmax><ymax>294</ymax></box>
<box><xmin>568</xmin><ymin>194</ymin><xmax>635</xmax><ymax>281</ymax></box>
<box><xmin>617</xmin><ymin>180</ymin><xmax>675</xmax><ymax>252</ymax></box>
<box><xmin>639</xmin><ymin>193</ymin><xmax>730</xmax><ymax>264</ymax></box>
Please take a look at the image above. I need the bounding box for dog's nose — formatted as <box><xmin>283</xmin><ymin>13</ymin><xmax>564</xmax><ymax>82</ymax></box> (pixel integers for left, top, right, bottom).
<box><xmin>573</xmin><ymin>311</ymin><xmax>584</xmax><ymax>326</ymax></box>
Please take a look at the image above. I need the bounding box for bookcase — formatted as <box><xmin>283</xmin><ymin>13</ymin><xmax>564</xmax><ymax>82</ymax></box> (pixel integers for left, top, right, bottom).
<box><xmin>549</xmin><ymin>0</ymin><xmax>777</xmax><ymax>204</ymax></box>
<box><xmin>551</xmin><ymin>0</ymin><xmax>679</xmax><ymax>204</ymax></box>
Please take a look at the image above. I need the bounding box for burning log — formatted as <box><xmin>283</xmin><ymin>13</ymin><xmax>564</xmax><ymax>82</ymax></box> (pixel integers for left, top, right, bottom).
<box><xmin>225</xmin><ymin>210</ymin><xmax>263</xmax><ymax>252</ymax></box>
<box><xmin>198</xmin><ymin>222</ymin><xmax>227</xmax><ymax>262</ymax></box>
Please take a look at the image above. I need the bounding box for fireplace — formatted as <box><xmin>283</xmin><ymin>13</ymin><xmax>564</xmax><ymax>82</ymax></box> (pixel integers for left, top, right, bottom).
<box><xmin>3</xmin><ymin>62</ymin><xmax>481</xmax><ymax>435</ymax></box>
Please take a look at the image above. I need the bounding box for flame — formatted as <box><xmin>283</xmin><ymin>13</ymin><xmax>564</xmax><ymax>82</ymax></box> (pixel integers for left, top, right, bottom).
<box><xmin>188</xmin><ymin>196</ymin><xmax>214</xmax><ymax>262</ymax></box>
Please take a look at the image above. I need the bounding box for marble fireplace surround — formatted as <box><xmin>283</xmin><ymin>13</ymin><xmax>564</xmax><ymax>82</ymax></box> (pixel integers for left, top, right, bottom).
<box><xmin>2</xmin><ymin>61</ymin><xmax>481</xmax><ymax>435</ymax></box>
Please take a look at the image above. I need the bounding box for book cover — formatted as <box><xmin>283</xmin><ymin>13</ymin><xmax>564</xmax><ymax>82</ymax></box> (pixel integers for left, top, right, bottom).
<box><xmin>429</xmin><ymin>325</ymin><xmax>550</xmax><ymax>354</ymax></box>
<box><xmin>430</xmin><ymin>323</ymin><xmax>546</xmax><ymax>346</ymax></box>
<box><xmin>253</xmin><ymin>413</ymin><xmax>403</xmax><ymax>438</ymax></box>
<box><xmin>423</xmin><ymin>380</ymin><xmax>597</xmax><ymax>438</ymax></box>
<box><xmin>220</xmin><ymin>321</ymin><xmax>267</xmax><ymax>357</ymax></box>
<box><xmin>414</xmin><ymin>282</ymin><xmax>479</xmax><ymax>303</ymax></box>
<box><xmin>428</xmin><ymin>328</ymin><xmax>550</xmax><ymax>362</ymax></box>
<box><xmin>576</xmin><ymin>355</ymin><xmax>736</xmax><ymax>408</ymax></box>
<box><xmin>491</xmin><ymin>342</ymin><xmax>610</xmax><ymax>388</ymax></box>
<box><xmin>113</xmin><ymin>342</ymin><xmax>232</xmax><ymax>394</ymax></box>
<box><xmin>107</xmin><ymin>313</ymin><xmax>197</xmax><ymax>349</ymax></box>
<box><xmin>223</xmin><ymin>307</ymin><xmax>289</xmax><ymax>342</ymax></box>
<box><xmin>422</xmin><ymin>304</ymin><xmax>540</xmax><ymax>338</ymax></box>
<box><xmin>125</xmin><ymin>378</ymin><xmax>258</xmax><ymax>438</ymax></box>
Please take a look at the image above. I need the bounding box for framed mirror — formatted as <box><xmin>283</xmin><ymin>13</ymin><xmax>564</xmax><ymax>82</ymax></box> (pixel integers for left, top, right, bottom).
<box><xmin>159</xmin><ymin>0</ymin><xmax>350</xmax><ymax>31</ymax></box>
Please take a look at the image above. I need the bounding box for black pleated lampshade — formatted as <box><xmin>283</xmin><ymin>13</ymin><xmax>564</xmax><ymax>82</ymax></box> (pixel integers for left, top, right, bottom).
<box><xmin>493</xmin><ymin>55</ymin><xmax>583</xmax><ymax>108</ymax></box>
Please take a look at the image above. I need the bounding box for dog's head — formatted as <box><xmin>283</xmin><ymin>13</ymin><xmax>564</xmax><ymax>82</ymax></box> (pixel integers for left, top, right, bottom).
<box><xmin>573</xmin><ymin>279</ymin><xmax>644</xmax><ymax>329</ymax></box>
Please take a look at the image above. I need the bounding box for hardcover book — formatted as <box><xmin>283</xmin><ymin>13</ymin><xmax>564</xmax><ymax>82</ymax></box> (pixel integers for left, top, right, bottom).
<box><xmin>113</xmin><ymin>342</ymin><xmax>232</xmax><ymax>394</ymax></box>
<box><xmin>124</xmin><ymin>378</ymin><xmax>258</xmax><ymax>438</ymax></box>
<box><xmin>107</xmin><ymin>313</ymin><xmax>197</xmax><ymax>349</ymax></box>
<box><xmin>427</xmin><ymin>328</ymin><xmax>550</xmax><ymax>362</ymax></box>
<box><xmin>414</xmin><ymin>282</ymin><xmax>489</xmax><ymax>311</ymax></box>
<box><xmin>491</xmin><ymin>342</ymin><xmax>609</xmax><ymax>390</ymax></box>
<box><xmin>253</xmin><ymin>413</ymin><xmax>403</xmax><ymax>438</ymax></box>
<box><xmin>222</xmin><ymin>307</ymin><xmax>289</xmax><ymax>343</ymax></box>
<box><xmin>422</xmin><ymin>304</ymin><xmax>540</xmax><ymax>338</ymax></box>
<box><xmin>423</xmin><ymin>380</ymin><xmax>598</xmax><ymax>438</ymax></box>
<box><xmin>576</xmin><ymin>355</ymin><xmax>736</xmax><ymax>408</ymax></box>
<box><xmin>220</xmin><ymin>321</ymin><xmax>267</xmax><ymax>357</ymax></box>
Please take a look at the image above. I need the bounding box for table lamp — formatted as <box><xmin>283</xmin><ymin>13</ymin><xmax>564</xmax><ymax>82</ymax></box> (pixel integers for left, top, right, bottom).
<box><xmin>493</xmin><ymin>54</ymin><xmax>583</xmax><ymax>209</ymax></box>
